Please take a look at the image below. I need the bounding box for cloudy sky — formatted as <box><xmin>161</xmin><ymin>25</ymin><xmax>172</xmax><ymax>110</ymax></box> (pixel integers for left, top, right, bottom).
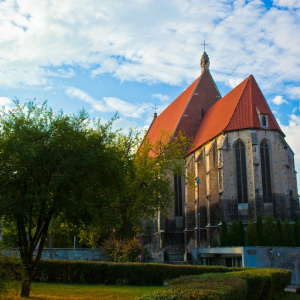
<box><xmin>0</xmin><ymin>0</ymin><xmax>300</xmax><ymax>187</ymax></box>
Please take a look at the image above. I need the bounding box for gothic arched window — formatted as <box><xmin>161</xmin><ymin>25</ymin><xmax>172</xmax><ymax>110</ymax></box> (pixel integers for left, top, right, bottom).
<box><xmin>260</xmin><ymin>141</ymin><xmax>272</xmax><ymax>203</ymax></box>
<box><xmin>174</xmin><ymin>174</ymin><xmax>183</xmax><ymax>216</ymax></box>
<box><xmin>235</xmin><ymin>141</ymin><xmax>248</xmax><ymax>204</ymax></box>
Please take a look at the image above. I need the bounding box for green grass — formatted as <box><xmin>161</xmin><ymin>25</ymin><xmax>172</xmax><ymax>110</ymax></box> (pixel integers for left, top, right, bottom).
<box><xmin>1</xmin><ymin>282</ymin><xmax>163</xmax><ymax>300</ymax></box>
<box><xmin>2</xmin><ymin>282</ymin><xmax>300</xmax><ymax>300</ymax></box>
<box><xmin>274</xmin><ymin>292</ymin><xmax>300</xmax><ymax>300</ymax></box>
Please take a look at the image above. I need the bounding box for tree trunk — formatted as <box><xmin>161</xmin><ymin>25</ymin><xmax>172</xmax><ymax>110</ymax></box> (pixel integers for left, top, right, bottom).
<box><xmin>21</xmin><ymin>275</ymin><xmax>32</xmax><ymax>298</ymax></box>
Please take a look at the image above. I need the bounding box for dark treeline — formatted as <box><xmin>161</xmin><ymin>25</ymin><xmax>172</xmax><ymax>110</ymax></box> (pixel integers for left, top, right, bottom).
<box><xmin>219</xmin><ymin>215</ymin><xmax>300</xmax><ymax>247</ymax></box>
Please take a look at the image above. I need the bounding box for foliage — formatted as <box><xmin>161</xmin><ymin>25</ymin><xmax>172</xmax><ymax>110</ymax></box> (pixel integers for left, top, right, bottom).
<box><xmin>0</xmin><ymin>100</ymin><xmax>124</xmax><ymax>296</ymax></box>
<box><xmin>256</xmin><ymin>215</ymin><xmax>264</xmax><ymax>246</ymax></box>
<box><xmin>0</xmin><ymin>218</ymin><xmax>18</xmax><ymax>248</ymax></box>
<box><xmin>220</xmin><ymin>220</ymin><xmax>228</xmax><ymax>247</ymax></box>
<box><xmin>100</xmin><ymin>234</ymin><xmax>143</xmax><ymax>262</ymax></box>
<box><xmin>0</xmin><ymin>249</ymin><xmax>22</xmax><ymax>295</ymax></box>
<box><xmin>263</xmin><ymin>215</ymin><xmax>278</xmax><ymax>246</ymax></box>
<box><xmin>79</xmin><ymin>129</ymin><xmax>192</xmax><ymax>244</ymax></box>
<box><xmin>282</xmin><ymin>219</ymin><xmax>295</xmax><ymax>247</ymax></box>
<box><xmin>238</xmin><ymin>220</ymin><xmax>246</xmax><ymax>246</ymax></box>
<box><xmin>229</xmin><ymin>268</ymin><xmax>291</xmax><ymax>300</ymax></box>
<box><xmin>294</xmin><ymin>220</ymin><xmax>300</xmax><ymax>247</ymax></box>
<box><xmin>246</xmin><ymin>220</ymin><xmax>257</xmax><ymax>246</ymax></box>
<box><xmin>228</xmin><ymin>220</ymin><xmax>240</xmax><ymax>246</ymax></box>
<box><xmin>31</xmin><ymin>260</ymin><xmax>231</xmax><ymax>285</ymax></box>
<box><xmin>276</xmin><ymin>219</ymin><xmax>283</xmax><ymax>246</ymax></box>
<box><xmin>138</xmin><ymin>273</ymin><xmax>247</xmax><ymax>300</ymax></box>
<box><xmin>211</xmin><ymin>236</ymin><xmax>219</xmax><ymax>247</ymax></box>
<box><xmin>138</xmin><ymin>269</ymin><xmax>291</xmax><ymax>300</ymax></box>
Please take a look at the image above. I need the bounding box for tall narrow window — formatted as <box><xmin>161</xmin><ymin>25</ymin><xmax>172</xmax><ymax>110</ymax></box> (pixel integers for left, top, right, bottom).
<box><xmin>235</xmin><ymin>141</ymin><xmax>248</xmax><ymax>204</ymax></box>
<box><xmin>262</xmin><ymin>115</ymin><xmax>267</xmax><ymax>126</ymax></box>
<box><xmin>260</xmin><ymin>141</ymin><xmax>272</xmax><ymax>203</ymax></box>
<box><xmin>174</xmin><ymin>174</ymin><xmax>183</xmax><ymax>216</ymax></box>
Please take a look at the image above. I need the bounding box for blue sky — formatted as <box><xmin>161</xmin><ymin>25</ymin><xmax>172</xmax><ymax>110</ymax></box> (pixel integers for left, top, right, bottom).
<box><xmin>0</xmin><ymin>0</ymin><xmax>300</xmax><ymax>187</ymax></box>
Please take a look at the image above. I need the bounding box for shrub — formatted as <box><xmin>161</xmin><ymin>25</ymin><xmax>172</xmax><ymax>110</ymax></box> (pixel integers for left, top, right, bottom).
<box><xmin>33</xmin><ymin>260</ymin><xmax>232</xmax><ymax>285</ymax></box>
<box><xmin>100</xmin><ymin>235</ymin><xmax>143</xmax><ymax>262</ymax></box>
<box><xmin>138</xmin><ymin>273</ymin><xmax>247</xmax><ymax>300</ymax></box>
<box><xmin>0</xmin><ymin>249</ymin><xmax>22</xmax><ymax>295</ymax></box>
<box><xmin>228</xmin><ymin>270</ymin><xmax>266</xmax><ymax>300</ymax></box>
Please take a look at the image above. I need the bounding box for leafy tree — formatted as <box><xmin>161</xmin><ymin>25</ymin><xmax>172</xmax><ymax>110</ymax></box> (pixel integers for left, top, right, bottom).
<box><xmin>79</xmin><ymin>129</ymin><xmax>192</xmax><ymax>244</ymax></box>
<box><xmin>256</xmin><ymin>215</ymin><xmax>264</xmax><ymax>246</ymax></box>
<box><xmin>0</xmin><ymin>100</ymin><xmax>123</xmax><ymax>297</ymax></box>
<box><xmin>263</xmin><ymin>215</ymin><xmax>277</xmax><ymax>246</ymax></box>
<box><xmin>294</xmin><ymin>219</ymin><xmax>300</xmax><ymax>247</ymax></box>
<box><xmin>100</xmin><ymin>233</ymin><xmax>143</xmax><ymax>262</ymax></box>
<box><xmin>282</xmin><ymin>219</ymin><xmax>295</xmax><ymax>247</ymax></box>
<box><xmin>220</xmin><ymin>220</ymin><xmax>228</xmax><ymax>247</ymax></box>
<box><xmin>228</xmin><ymin>220</ymin><xmax>240</xmax><ymax>246</ymax></box>
<box><xmin>238</xmin><ymin>220</ymin><xmax>245</xmax><ymax>246</ymax></box>
<box><xmin>246</xmin><ymin>220</ymin><xmax>257</xmax><ymax>246</ymax></box>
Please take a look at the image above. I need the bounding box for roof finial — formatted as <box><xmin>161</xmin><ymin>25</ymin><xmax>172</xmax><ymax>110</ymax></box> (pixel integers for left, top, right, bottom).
<box><xmin>202</xmin><ymin>41</ymin><xmax>207</xmax><ymax>52</ymax></box>
<box><xmin>200</xmin><ymin>42</ymin><xmax>210</xmax><ymax>73</ymax></box>
<box><xmin>153</xmin><ymin>103</ymin><xmax>157</xmax><ymax>119</ymax></box>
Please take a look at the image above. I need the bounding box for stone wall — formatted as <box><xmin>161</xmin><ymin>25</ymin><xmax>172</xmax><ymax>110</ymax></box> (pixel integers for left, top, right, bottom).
<box><xmin>5</xmin><ymin>248</ymin><xmax>107</xmax><ymax>261</ymax></box>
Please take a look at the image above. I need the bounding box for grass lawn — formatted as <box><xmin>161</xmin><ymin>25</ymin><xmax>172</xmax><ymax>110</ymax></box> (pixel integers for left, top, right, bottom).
<box><xmin>275</xmin><ymin>292</ymin><xmax>300</xmax><ymax>300</ymax></box>
<box><xmin>3</xmin><ymin>282</ymin><xmax>300</xmax><ymax>300</ymax></box>
<box><xmin>1</xmin><ymin>282</ymin><xmax>163</xmax><ymax>300</ymax></box>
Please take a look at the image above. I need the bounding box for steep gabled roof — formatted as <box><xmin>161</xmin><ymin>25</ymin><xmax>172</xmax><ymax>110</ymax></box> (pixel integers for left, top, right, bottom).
<box><xmin>145</xmin><ymin>69</ymin><xmax>221</xmax><ymax>146</ymax></box>
<box><xmin>187</xmin><ymin>75</ymin><xmax>283</xmax><ymax>154</ymax></box>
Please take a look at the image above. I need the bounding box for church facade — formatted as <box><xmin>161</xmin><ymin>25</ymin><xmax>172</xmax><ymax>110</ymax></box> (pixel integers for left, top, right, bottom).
<box><xmin>142</xmin><ymin>52</ymin><xmax>299</xmax><ymax>261</ymax></box>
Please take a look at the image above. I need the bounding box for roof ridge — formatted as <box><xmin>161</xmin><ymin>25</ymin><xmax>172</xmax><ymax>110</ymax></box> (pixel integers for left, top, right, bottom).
<box><xmin>224</xmin><ymin>76</ymin><xmax>251</xmax><ymax>131</ymax></box>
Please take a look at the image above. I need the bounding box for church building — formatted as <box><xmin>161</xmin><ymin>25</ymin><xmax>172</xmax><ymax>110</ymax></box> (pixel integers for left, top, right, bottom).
<box><xmin>143</xmin><ymin>51</ymin><xmax>299</xmax><ymax>262</ymax></box>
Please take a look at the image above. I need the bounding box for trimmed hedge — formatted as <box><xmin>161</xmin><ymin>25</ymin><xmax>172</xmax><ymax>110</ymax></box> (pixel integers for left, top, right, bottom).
<box><xmin>230</xmin><ymin>268</ymin><xmax>291</xmax><ymax>300</ymax></box>
<box><xmin>34</xmin><ymin>260</ymin><xmax>232</xmax><ymax>285</ymax></box>
<box><xmin>138</xmin><ymin>268</ymin><xmax>292</xmax><ymax>300</ymax></box>
<box><xmin>137</xmin><ymin>273</ymin><xmax>248</xmax><ymax>300</ymax></box>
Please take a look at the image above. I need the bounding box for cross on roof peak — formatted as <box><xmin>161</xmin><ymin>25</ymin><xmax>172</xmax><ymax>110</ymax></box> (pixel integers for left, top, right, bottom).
<box><xmin>202</xmin><ymin>41</ymin><xmax>208</xmax><ymax>52</ymax></box>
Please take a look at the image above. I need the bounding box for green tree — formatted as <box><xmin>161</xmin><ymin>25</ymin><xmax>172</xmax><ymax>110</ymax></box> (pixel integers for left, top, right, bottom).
<box><xmin>238</xmin><ymin>220</ymin><xmax>245</xmax><ymax>246</ymax></box>
<box><xmin>246</xmin><ymin>220</ymin><xmax>257</xmax><ymax>246</ymax></box>
<box><xmin>228</xmin><ymin>220</ymin><xmax>240</xmax><ymax>246</ymax></box>
<box><xmin>294</xmin><ymin>219</ymin><xmax>300</xmax><ymax>247</ymax></box>
<box><xmin>263</xmin><ymin>215</ymin><xmax>277</xmax><ymax>246</ymax></box>
<box><xmin>282</xmin><ymin>219</ymin><xmax>295</xmax><ymax>247</ymax></box>
<box><xmin>80</xmin><ymin>129</ymin><xmax>192</xmax><ymax>244</ymax></box>
<box><xmin>0</xmin><ymin>100</ymin><xmax>123</xmax><ymax>297</ymax></box>
<box><xmin>220</xmin><ymin>220</ymin><xmax>228</xmax><ymax>247</ymax></box>
<box><xmin>256</xmin><ymin>215</ymin><xmax>264</xmax><ymax>246</ymax></box>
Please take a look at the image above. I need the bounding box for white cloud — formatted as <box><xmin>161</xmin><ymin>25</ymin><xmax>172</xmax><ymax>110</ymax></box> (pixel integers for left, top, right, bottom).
<box><xmin>228</xmin><ymin>77</ymin><xmax>244</xmax><ymax>88</ymax></box>
<box><xmin>272</xmin><ymin>95</ymin><xmax>288</xmax><ymax>105</ymax></box>
<box><xmin>0</xmin><ymin>0</ymin><xmax>299</xmax><ymax>119</ymax></box>
<box><xmin>152</xmin><ymin>94</ymin><xmax>170</xmax><ymax>102</ymax></box>
<box><xmin>287</xmin><ymin>86</ymin><xmax>300</xmax><ymax>99</ymax></box>
<box><xmin>66</xmin><ymin>87</ymin><xmax>150</xmax><ymax>118</ymax></box>
<box><xmin>0</xmin><ymin>96</ymin><xmax>13</xmax><ymax>112</ymax></box>
<box><xmin>274</xmin><ymin>0</ymin><xmax>300</xmax><ymax>9</ymax></box>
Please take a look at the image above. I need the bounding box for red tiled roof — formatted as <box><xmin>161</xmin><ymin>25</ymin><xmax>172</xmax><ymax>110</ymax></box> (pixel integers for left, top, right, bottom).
<box><xmin>187</xmin><ymin>75</ymin><xmax>283</xmax><ymax>154</ymax></box>
<box><xmin>145</xmin><ymin>70</ymin><xmax>221</xmax><ymax>147</ymax></box>
<box><xmin>145</xmin><ymin>77</ymin><xmax>199</xmax><ymax>146</ymax></box>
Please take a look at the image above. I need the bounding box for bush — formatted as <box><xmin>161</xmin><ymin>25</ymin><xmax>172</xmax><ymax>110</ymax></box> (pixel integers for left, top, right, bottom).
<box><xmin>0</xmin><ymin>250</ymin><xmax>22</xmax><ymax>295</ymax></box>
<box><xmin>229</xmin><ymin>268</ymin><xmax>291</xmax><ymax>300</ymax></box>
<box><xmin>137</xmin><ymin>273</ymin><xmax>247</xmax><ymax>300</ymax></box>
<box><xmin>34</xmin><ymin>260</ymin><xmax>232</xmax><ymax>285</ymax></box>
<box><xmin>100</xmin><ymin>235</ymin><xmax>143</xmax><ymax>262</ymax></box>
